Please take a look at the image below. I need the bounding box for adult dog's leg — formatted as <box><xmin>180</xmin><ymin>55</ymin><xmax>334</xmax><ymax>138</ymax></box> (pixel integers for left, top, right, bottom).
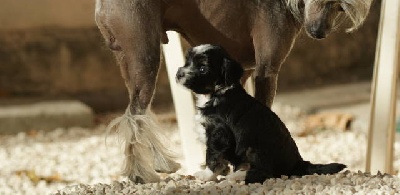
<box><xmin>252</xmin><ymin>15</ymin><xmax>299</xmax><ymax>107</ymax></box>
<box><xmin>95</xmin><ymin>0</ymin><xmax>179</xmax><ymax>183</ymax></box>
<box><xmin>252</xmin><ymin>35</ymin><xmax>282</xmax><ymax>108</ymax></box>
<box><xmin>253</xmin><ymin>65</ymin><xmax>278</xmax><ymax>108</ymax></box>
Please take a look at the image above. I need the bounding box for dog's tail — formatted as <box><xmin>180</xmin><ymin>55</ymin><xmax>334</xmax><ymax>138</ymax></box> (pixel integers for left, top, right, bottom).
<box><xmin>292</xmin><ymin>161</ymin><xmax>346</xmax><ymax>176</ymax></box>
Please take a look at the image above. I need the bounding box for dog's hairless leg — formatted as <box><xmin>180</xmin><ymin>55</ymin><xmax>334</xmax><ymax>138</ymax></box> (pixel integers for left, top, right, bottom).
<box><xmin>254</xmin><ymin>65</ymin><xmax>277</xmax><ymax>108</ymax></box>
<box><xmin>252</xmin><ymin>13</ymin><xmax>300</xmax><ymax>108</ymax></box>
<box><xmin>98</xmin><ymin>0</ymin><xmax>161</xmax><ymax>114</ymax></box>
<box><xmin>253</xmin><ymin>38</ymin><xmax>285</xmax><ymax>108</ymax></box>
<box><xmin>96</xmin><ymin>0</ymin><xmax>162</xmax><ymax>113</ymax></box>
<box><xmin>252</xmin><ymin>32</ymin><xmax>281</xmax><ymax>108</ymax></box>
<box><xmin>95</xmin><ymin>0</ymin><xmax>179</xmax><ymax>183</ymax></box>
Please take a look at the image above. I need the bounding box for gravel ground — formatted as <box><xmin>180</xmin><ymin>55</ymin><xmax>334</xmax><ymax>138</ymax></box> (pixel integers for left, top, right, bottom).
<box><xmin>1</xmin><ymin>112</ymin><xmax>400</xmax><ymax>195</ymax></box>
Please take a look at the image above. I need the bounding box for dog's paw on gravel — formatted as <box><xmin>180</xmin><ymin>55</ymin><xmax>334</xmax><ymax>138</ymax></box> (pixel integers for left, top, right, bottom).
<box><xmin>226</xmin><ymin>170</ymin><xmax>247</xmax><ymax>182</ymax></box>
<box><xmin>194</xmin><ymin>168</ymin><xmax>217</xmax><ymax>181</ymax></box>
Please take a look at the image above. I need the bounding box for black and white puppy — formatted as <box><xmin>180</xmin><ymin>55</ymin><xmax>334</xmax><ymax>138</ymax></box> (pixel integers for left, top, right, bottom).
<box><xmin>176</xmin><ymin>44</ymin><xmax>346</xmax><ymax>184</ymax></box>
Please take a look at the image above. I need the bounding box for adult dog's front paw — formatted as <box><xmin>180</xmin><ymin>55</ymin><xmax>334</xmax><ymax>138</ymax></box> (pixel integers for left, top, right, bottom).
<box><xmin>194</xmin><ymin>167</ymin><xmax>217</xmax><ymax>181</ymax></box>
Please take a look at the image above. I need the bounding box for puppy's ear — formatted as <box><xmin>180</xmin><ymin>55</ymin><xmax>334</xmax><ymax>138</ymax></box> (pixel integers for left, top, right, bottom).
<box><xmin>222</xmin><ymin>57</ymin><xmax>243</xmax><ymax>86</ymax></box>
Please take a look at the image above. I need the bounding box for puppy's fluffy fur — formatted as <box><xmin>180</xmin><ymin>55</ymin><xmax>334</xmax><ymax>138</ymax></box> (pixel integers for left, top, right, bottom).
<box><xmin>176</xmin><ymin>44</ymin><xmax>346</xmax><ymax>184</ymax></box>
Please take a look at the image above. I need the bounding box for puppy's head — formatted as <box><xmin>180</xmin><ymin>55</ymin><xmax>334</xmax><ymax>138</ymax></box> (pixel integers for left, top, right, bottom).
<box><xmin>176</xmin><ymin>44</ymin><xmax>243</xmax><ymax>94</ymax></box>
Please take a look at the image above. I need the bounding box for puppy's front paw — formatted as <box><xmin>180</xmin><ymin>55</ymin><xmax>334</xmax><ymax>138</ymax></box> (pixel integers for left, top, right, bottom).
<box><xmin>194</xmin><ymin>168</ymin><xmax>217</xmax><ymax>181</ymax></box>
<box><xmin>226</xmin><ymin>170</ymin><xmax>247</xmax><ymax>182</ymax></box>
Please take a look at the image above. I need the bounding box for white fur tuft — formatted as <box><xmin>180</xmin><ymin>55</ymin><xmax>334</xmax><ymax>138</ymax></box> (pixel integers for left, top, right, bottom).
<box><xmin>106</xmin><ymin>107</ymin><xmax>180</xmax><ymax>183</ymax></box>
<box><xmin>194</xmin><ymin>167</ymin><xmax>218</xmax><ymax>181</ymax></box>
<box><xmin>226</xmin><ymin>170</ymin><xmax>248</xmax><ymax>182</ymax></box>
<box><xmin>192</xmin><ymin>44</ymin><xmax>214</xmax><ymax>54</ymax></box>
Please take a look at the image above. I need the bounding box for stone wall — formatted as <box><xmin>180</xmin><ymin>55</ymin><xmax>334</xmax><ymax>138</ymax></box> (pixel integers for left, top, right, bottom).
<box><xmin>0</xmin><ymin>0</ymin><xmax>381</xmax><ymax>112</ymax></box>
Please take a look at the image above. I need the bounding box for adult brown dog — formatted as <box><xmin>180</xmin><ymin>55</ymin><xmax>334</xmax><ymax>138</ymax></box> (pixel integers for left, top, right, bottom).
<box><xmin>95</xmin><ymin>0</ymin><xmax>371</xmax><ymax>183</ymax></box>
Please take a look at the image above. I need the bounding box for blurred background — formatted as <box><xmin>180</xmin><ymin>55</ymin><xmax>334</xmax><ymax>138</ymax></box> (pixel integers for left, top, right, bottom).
<box><xmin>1</xmin><ymin>0</ymin><xmax>396</xmax><ymax>194</ymax></box>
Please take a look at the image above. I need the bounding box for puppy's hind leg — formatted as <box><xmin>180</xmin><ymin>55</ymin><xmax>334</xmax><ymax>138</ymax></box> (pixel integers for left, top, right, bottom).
<box><xmin>242</xmin><ymin>148</ymin><xmax>273</xmax><ymax>183</ymax></box>
<box><xmin>96</xmin><ymin>0</ymin><xmax>179</xmax><ymax>183</ymax></box>
<box><xmin>244</xmin><ymin>168</ymin><xmax>274</xmax><ymax>184</ymax></box>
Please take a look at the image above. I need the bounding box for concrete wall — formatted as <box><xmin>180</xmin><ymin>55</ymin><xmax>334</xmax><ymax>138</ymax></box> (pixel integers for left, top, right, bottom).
<box><xmin>0</xmin><ymin>0</ymin><xmax>96</xmax><ymax>29</ymax></box>
<box><xmin>0</xmin><ymin>28</ymin><xmax>130</xmax><ymax>112</ymax></box>
<box><xmin>0</xmin><ymin>0</ymin><xmax>126</xmax><ymax>112</ymax></box>
<box><xmin>0</xmin><ymin>0</ymin><xmax>381</xmax><ymax>112</ymax></box>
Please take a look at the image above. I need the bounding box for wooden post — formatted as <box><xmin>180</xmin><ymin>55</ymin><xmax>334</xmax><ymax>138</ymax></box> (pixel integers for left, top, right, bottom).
<box><xmin>366</xmin><ymin>0</ymin><xmax>400</xmax><ymax>174</ymax></box>
<box><xmin>162</xmin><ymin>31</ymin><xmax>205</xmax><ymax>175</ymax></box>
<box><xmin>244</xmin><ymin>77</ymin><xmax>255</xmax><ymax>97</ymax></box>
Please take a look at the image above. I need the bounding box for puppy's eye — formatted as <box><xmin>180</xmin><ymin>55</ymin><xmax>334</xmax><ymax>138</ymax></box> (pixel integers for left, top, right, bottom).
<box><xmin>199</xmin><ymin>66</ymin><xmax>207</xmax><ymax>74</ymax></box>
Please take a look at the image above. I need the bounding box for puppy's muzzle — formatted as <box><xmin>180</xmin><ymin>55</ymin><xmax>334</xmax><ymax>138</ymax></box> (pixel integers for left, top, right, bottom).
<box><xmin>176</xmin><ymin>68</ymin><xmax>186</xmax><ymax>81</ymax></box>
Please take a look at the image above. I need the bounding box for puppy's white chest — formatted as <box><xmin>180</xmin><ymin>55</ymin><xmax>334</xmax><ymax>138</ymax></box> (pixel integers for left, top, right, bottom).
<box><xmin>196</xmin><ymin>94</ymin><xmax>210</xmax><ymax>108</ymax></box>
<box><xmin>195</xmin><ymin>94</ymin><xmax>210</xmax><ymax>143</ymax></box>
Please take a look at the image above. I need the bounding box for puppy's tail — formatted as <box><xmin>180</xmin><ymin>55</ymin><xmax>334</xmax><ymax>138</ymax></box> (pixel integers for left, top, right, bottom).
<box><xmin>292</xmin><ymin>161</ymin><xmax>346</xmax><ymax>176</ymax></box>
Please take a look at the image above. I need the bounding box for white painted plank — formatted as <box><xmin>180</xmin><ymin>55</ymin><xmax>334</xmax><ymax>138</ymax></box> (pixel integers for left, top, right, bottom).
<box><xmin>162</xmin><ymin>31</ymin><xmax>205</xmax><ymax>175</ymax></box>
<box><xmin>366</xmin><ymin>0</ymin><xmax>400</xmax><ymax>174</ymax></box>
<box><xmin>244</xmin><ymin>77</ymin><xmax>255</xmax><ymax>97</ymax></box>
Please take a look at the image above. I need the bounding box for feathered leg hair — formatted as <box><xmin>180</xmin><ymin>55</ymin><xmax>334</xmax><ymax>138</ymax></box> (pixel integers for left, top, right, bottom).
<box><xmin>106</xmin><ymin>106</ymin><xmax>180</xmax><ymax>183</ymax></box>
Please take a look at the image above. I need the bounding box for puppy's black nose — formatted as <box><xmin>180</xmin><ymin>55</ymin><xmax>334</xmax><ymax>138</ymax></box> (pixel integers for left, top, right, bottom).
<box><xmin>176</xmin><ymin>68</ymin><xmax>185</xmax><ymax>80</ymax></box>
